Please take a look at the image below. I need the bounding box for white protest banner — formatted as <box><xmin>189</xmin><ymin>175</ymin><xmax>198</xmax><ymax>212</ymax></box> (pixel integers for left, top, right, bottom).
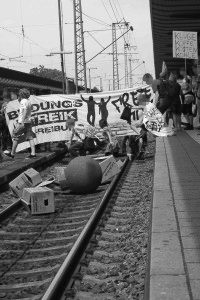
<box><xmin>6</xmin><ymin>85</ymin><xmax>153</xmax><ymax>152</ymax></box>
<box><xmin>173</xmin><ymin>31</ymin><xmax>198</xmax><ymax>59</ymax></box>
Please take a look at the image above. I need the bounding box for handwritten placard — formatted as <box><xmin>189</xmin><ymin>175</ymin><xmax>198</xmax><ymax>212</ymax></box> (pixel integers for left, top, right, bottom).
<box><xmin>173</xmin><ymin>31</ymin><xmax>198</xmax><ymax>59</ymax></box>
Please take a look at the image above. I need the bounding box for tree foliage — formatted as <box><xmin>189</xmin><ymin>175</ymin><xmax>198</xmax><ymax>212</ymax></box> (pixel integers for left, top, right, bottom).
<box><xmin>29</xmin><ymin>65</ymin><xmax>63</xmax><ymax>81</ymax></box>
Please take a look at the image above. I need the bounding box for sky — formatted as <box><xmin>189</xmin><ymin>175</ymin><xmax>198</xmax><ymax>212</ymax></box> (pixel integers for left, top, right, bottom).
<box><xmin>0</xmin><ymin>0</ymin><xmax>155</xmax><ymax>91</ymax></box>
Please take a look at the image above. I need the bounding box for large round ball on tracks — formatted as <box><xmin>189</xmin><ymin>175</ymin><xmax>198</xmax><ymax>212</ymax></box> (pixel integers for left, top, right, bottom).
<box><xmin>64</xmin><ymin>156</ymin><xmax>102</xmax><ymax>194</ymax></box>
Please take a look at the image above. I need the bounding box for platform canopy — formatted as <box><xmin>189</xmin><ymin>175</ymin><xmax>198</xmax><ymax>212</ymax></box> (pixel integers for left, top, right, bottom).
<box><xmin>149</xmin><ymin>0</ymin><xmax>200</xmax><ymax>78</ymax></box>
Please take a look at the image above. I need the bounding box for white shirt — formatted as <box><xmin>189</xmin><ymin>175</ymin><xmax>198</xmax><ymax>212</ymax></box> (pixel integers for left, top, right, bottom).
<box><xmin>18</xmin><ymin>98</ymin><xmax>32</xmax><ymax>124</ymax></box>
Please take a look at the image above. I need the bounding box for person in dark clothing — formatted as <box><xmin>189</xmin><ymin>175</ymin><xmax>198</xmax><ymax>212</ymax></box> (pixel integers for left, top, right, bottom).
<box><xmin>168</xmin><ymin>73</ymin><xmax>182</xmax><ymax>131</ymax></box>
<box><xmin>156</xmin><ymin>73</ymin><xmax>173</xmax><ymax>114</ymax></box>
<box><xmin>80</xmin><ymin>95</ymin><xmax>98</xmax><ymax>126</ymax></box>
<box><xmin>181</xmin><ymin>76</ymin><xmax>195</xmax><ymax>130</ymax></box>
<box><xmin>98</xmin><ymin>96</ymin><xmax>111</xmax><ymax>122</ymax></box>
<box><xmin>0</xmin><ymin>97</ymin><xmax>13</xmax><ymax>154</ymax></box>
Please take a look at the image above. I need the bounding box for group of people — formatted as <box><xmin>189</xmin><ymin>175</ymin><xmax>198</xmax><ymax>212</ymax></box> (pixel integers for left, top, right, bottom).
<box><xmin>0</xmin><ymin>88</ymin><xmax>150</xmax><ymax>162</ymax></box>
<box><xmin>143</xmin><ymin>70</ymin><xmax>200</xmax><ymax>132</ymax></box>
<box><xmin>1</xmin><ymin>69</ymin><xmax>200</xmax><ymax>162</ymax></box>
<box><xmin>66</xmin><ymin>113</ymin><xmax>149</xmax><ymax>161</ymax></box>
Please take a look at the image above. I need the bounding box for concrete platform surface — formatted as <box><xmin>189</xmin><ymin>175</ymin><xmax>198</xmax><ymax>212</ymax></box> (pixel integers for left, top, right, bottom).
<box><xmin>149</xmin><ymin>128</ymin><xmax>200</xmax><ymax>300</ymax></box>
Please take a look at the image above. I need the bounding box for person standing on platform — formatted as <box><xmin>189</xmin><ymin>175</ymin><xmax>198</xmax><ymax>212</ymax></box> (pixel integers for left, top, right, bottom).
<box><xmin>0</xmin><ymin>92</ymin><xmax>14</xmax><ymax>154</ymax></box>
<box><xmin>168</xmin><ymin>73</ymin><xmax>182</xmax><ymax>131</ymax></box>
<box><xmin>181</xmin><ymin>76</ymin><xmax>195</xmax><ymax>130</ymax></box>
<box><xmin>5</xmin><ymin>88</ymin><xmax>36</xmax><ymax>159</ymax></box>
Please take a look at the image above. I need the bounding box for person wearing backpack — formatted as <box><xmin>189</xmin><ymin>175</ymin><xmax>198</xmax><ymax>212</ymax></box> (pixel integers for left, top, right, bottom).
<box><xmin>156</xmin><ymin>72</ymin><xmax>174</xmax><ymax>114</ymax></box>
<box><xmin>181</xmin><ymin>76</ymin><xmax>195</xmax><ymax>130</ymax></box>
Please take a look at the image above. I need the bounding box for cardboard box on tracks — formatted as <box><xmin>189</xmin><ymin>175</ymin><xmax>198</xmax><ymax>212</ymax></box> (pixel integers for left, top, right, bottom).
<box><xmin>95</xmin><ymin>155</ymin><xmax>121</xmax><ymax>183</ymax></box>
<box><xmin>21</xmin><ymin>186</ymin><xmax>55</xmax><ymax>215</ymax></box>
<box><xmin>9</xmin><ymin>168</ymin><xmax>55</xmax><ymax>198</ymax></box>
<box><xmin>9</xmin><ymin>168</ymin><xmax>42</xmax><ymax>198</ymax></box>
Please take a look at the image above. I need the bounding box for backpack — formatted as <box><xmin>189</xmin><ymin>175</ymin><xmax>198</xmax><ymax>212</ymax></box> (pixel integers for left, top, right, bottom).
<box><xmin>158</xmin><ymin>80</ymin><xmax>180</xmax><ymax>99</ymax></box>
<box><xmin>157</xmin><ymin>80</ymin><xmax>170</xmax><ymax>98</ymax></box>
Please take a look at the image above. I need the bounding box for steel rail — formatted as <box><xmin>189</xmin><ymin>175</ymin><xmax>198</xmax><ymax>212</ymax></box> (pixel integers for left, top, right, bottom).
<box><xmin>42</xmin><ymin>157</ymin><xmax>129</xmax><ymax>300</ymax></box>
<box><xmin>0</xmin><ymin>199</ymin><xmax>22</xmax><ymax>223</ymax></box>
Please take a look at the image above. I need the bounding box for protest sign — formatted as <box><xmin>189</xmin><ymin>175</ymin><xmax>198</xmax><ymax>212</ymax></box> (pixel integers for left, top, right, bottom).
<box><xmin>173</xmin><ymin>31</ymin><xmax>198</xmax><ymax>59</ymax></box>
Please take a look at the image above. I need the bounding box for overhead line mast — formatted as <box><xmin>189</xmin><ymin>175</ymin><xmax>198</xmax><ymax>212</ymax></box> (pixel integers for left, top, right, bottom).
<box><xmin>112</xmin><ymin>22</ymin><xmax>130</xmax><ymax>90</ymax></box>
<box><xmin>73</xmin><ymin>0</ymin><xmax>87</xmax><ymax>93</ymax></box>
<box><xmin>112</xmin><ymin>23</ymin><xmax>119</xmax><ymax>90</ymax></box>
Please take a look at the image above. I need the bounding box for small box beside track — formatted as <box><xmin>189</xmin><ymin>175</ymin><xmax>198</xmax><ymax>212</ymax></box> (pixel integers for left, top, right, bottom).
<box><xmin>95</xmin><ymin>155</ymin><xmax>121</xmax><ymax>183</ymax></box>
<box><xmin>55</xmin><ymin>166</ymin><xmax>68</xmax><ymax>189</ymax></box>
<box><xmin>21</xmin><ymin>186</ymin><xmax>55</xmax><ymax>215</ymax></box>
<box><xmin>9</xmin><ymin>168</ymin><xmax>42</xmax><ymax>198</ymax></box>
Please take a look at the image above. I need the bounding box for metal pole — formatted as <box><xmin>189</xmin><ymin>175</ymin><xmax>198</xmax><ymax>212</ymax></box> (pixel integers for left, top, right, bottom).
<box><xmin>129</xmin><ymin>58</ymin><xmax>133</xmax><ymax>88</ymax></box>
<box><xmin>89</xmin><ymin>68</ymin><xmax>91</xmax><ymax>93</ymax></box>
<box><xmin>100</xmin><ymin>77</ymin><xmax>103</xmax><ymax>91</ymax></box>
<box><xmin>73</xmin><ymin>0</ymin><xmax>78</xmax><ymax>93</ymax></box>
<box><xmin>58</xmin><ymin>0</ymin><xmax>66</xmax><ymax>94</ymax></box>
<box><xmin>88</xmin><ymin>67</ymin><xmax>97</xmax><ymax>93</ymax></box>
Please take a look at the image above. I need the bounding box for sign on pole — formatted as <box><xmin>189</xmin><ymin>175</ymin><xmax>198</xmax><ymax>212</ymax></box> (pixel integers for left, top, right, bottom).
<box><xmin>173</xmin><ymin>31</ymin><xmax>198</xmax><ymax>59</ymax></box>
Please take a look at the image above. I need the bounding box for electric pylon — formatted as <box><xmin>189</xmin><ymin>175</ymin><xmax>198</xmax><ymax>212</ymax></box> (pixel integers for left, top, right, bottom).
<box><xmin>129</xmin><ymin>57</ymin><xmax>133</xmax><ymax>87</ymax></box>
<box><xmin>112</xmin><ymin>23</ymin><xmax>119</xmax><ymax>90</ymax></box>
<box><xmin>73</xmin><ymin>0</ymin><xmax>87</xmax><ymax>93</ymax></box>
<box><xmin>124</xmin><ymin>42</ymin><xmax>129</xmax><ymax>88</ymax></box>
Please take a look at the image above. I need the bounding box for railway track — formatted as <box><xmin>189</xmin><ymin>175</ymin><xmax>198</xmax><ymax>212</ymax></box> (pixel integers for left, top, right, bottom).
<box><xmin>60</xmin><ymin>150</ymin><xmax>154</xmax><ymax>300</ymax></box>
<box><xmin>0</xmin><ymin>154</ymin><xmax>130</xmax><ymax>300</ymax></box>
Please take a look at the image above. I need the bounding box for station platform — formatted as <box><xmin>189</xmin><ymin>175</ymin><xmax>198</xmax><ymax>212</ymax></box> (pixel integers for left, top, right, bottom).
<box><xmin>149</xmin><ymin>128</ymin><xmax>200</xmax><ymax>300</ymax></box>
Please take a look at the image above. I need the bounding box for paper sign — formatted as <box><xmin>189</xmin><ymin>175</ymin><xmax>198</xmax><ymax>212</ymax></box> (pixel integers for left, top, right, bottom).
<box><xmin>173</xmin><ymin>31</ymin><xmax>198</xmax><ymax>59</ymax></box>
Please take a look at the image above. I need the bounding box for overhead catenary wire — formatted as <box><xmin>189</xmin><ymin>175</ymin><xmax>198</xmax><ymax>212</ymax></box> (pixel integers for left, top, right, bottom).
<box><xmin>1</xmin><ymin>0</ymin><xmax>147</xmax><ymax>88</ymax></box>
<box><xmin>69</xmin><ymin>0</ymin><xmax>111</xmax><ymax>27</ymax></box>
<box><xmin>101</xmin><ymin>0</ymin><xmax>114</xmax><ymax>22</ymax></box>
<box><xmin>85</xmin><ymin>31</ymin><xmax>105</xmax><ymax>49</ymax></box>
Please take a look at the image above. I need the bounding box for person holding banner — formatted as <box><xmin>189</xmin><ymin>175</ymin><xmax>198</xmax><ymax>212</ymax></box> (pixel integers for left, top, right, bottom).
<box><xmin>5</xmin><ymin>88</ymin><xmax>36</xmax><ymax>159</ymax></box>
<box><xmin>98</xmin><ymin>96</ymin><xmax>111</xmax><ymax>122</ymax></box>
<box><xmin>80</xmin><ymin>95</ymin><xmax>98</xmax><ymax>126</ymax></box>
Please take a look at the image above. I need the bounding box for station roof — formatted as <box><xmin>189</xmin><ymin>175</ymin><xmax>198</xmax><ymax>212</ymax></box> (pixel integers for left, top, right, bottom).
<box><xmin>0</xmin><ymin>67</ymin><xmax>64</xmax><ymax>93</ymax></box>
<box><xmin>149</xmin><ymin>0</ymin><xmax>200</xmax><ymax>78</ymax></box>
